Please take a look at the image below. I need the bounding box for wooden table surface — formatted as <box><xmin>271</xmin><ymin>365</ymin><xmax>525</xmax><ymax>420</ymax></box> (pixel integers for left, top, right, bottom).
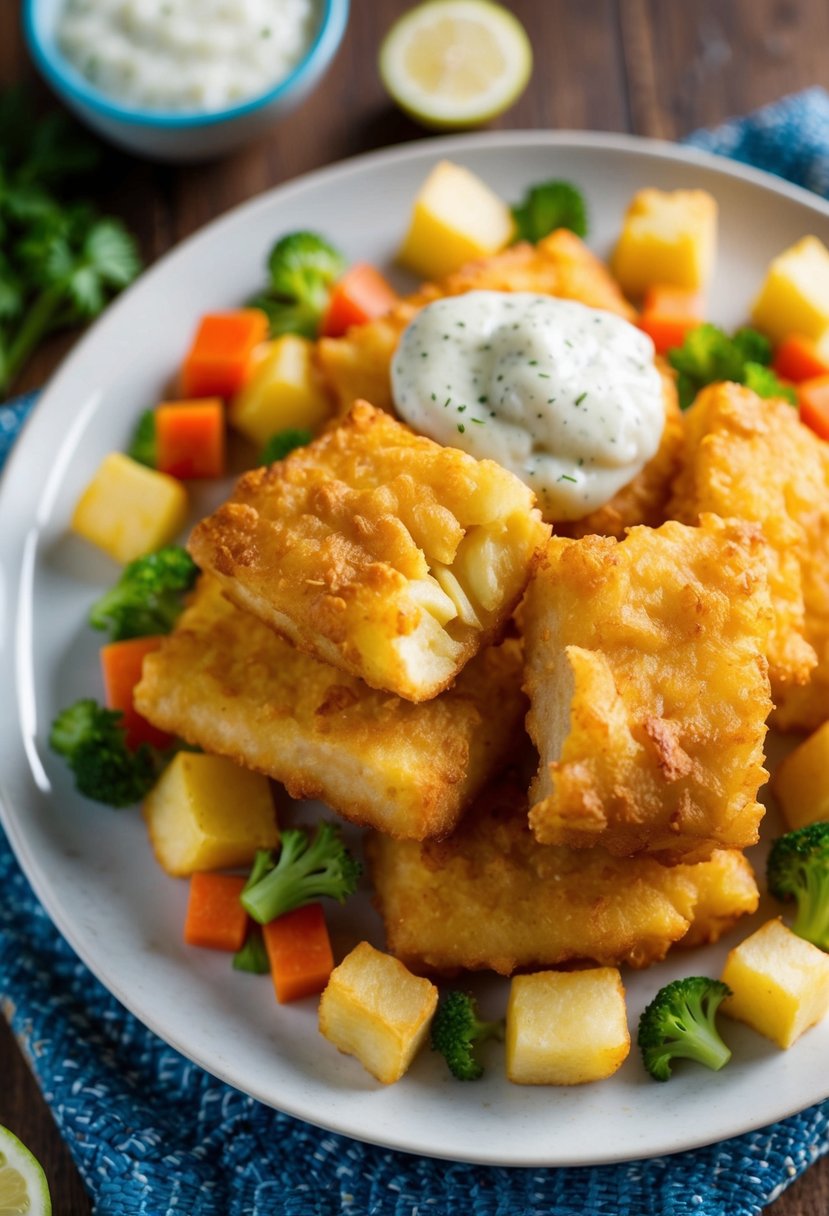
<box><xmin>2</xmin><ymin>1</ymin><xmax>829</xmax><ymax>1212</ymax></box>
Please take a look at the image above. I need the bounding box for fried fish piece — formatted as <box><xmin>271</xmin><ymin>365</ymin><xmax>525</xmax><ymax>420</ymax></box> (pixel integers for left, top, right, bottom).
<box><xmin>524</xmin><ymin>517</ymin><xmax>773</xmax><ymax>861</ymax></box>
<box><xmin>134</xmin><ymin>578</ymin><xmax>526</xmax><ymax>841</ymax></box>
<box><xmin>316</xmin><ymin>230</ymin><xmax>633</xmax><ymax>418</ymax></box>
<box><xmin>669</xmin><ymin>381</ymin><xmax>829</xmax><ymax>728</ymax></box>
<box><xmin>366</xmin><ymin>778</ymin><xmax>759</xmax><ymax>975</ymax></box>
<box><xmin>189</xmin><ymin>400</ymin><xmax>549</xmax><ymax>702</ymax></box>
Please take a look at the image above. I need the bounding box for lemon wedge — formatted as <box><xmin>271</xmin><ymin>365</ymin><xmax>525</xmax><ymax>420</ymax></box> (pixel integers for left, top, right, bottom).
<box><xmin>0</xmin><ymin>1127</ymin><xmax>51</xmax><ymax>1216</ymax></box>
<box><xmin>379</xmin><ymin>0</ymin><xmax>533</xmax><ymax>129</ymax></box>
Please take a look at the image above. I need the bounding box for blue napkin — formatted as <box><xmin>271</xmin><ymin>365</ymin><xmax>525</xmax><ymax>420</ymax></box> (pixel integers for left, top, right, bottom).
<box><xmin>4</xmin><ymin>89</ymin><xmax>829</xmax><ymax>1216</ymax></box>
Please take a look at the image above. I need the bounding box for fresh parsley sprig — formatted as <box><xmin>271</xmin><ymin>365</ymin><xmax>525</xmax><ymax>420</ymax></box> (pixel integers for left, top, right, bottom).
<box><xmin>0</xmin><ymin>89</ymin><xmax>141</xmax><ymax>396</ymax></box>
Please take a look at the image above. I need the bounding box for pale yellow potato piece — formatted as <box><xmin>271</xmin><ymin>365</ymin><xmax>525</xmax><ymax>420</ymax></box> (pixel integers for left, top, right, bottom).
<box><xmin>318</xmin><ymin>941</ymin><xmax>438</xmax><ymax>1084</ymax></box>
<box><xmin>751</xmin><ymin>236</ymin><xmax>829</xmax><ymax>345</ymax></box>
<box><xmin>230</xmin><ymin>335</ymin><xmax>333</xmax><ymax>448</ymax></box>
<box><xmin>189</xmin><ymin>400</ymin><xmax>549</xmax><ymax>702</ymax></box>
<box><xmin>135</xmin><ymin>578</ymin><xmax>525</xmax><ymax>841</ymax></box>
<box><xmin>142</xmin><ymin>751</ymin><xmax>278</xmax><ymax>877</ymax></box>
<box><xmin>611</xmin><ymin>188</ymin><xmax>717</xmax><ymax>296</ymax></box>
<box><xmin>524</xmin><ymin>516</ymin><xmax>773</xmax><ymax>861</ymax></box>
<box><xmin>366</xmin><ymin>778</ymin><xmax>758</xmax><ymax>975</ymax></box>
<box><xmin>773</xmin><ymin>722</ymin><xmax>829</xmax><ymax>830</ymax></box>
<box><xmin>71</xmin><ymin>453</ymin><xmax>188</xmax><ymax>564</ymax></box>
<box><xmin>397</xmin><ymin>160</ymin><xmax>514</xmax><ymax>281</ymax></box>
<box><xmin>721</xmin><ymin>918</ymin><xmax>829</xmax><ymax>1049</ymax></box>
<box><xmin>506</xmin><ymin>968</ymin><xmax>630</xmax><ymax>1085</ymax></box>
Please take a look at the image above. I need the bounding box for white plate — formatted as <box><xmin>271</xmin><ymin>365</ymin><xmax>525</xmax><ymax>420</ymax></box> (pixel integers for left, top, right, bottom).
<box><xmin>2</xmin><ymin>131</ymin><xmax>829</xmax><ymax>1168</ymax></box>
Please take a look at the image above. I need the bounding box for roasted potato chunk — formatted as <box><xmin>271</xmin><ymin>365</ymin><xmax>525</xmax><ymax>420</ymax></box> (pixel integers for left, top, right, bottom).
<box><xmin>506</xmin><ymin>969</ymin><xmax>630</xmax><ymax>1085</ymax></box>
<box><xmin>669</xmin><ymin>381</ymin><xmax>829</xmax><ymax>710</ymax></box>
<box><xmin>135</xmin><ymin>577</ymin><xmax>526</xmax><ymax>841</ymax></box>
<box><xmin>318</xmin><ymin>941</ymin><xmax>438</xmax><ymax>1083</ymax></box>
<box><xmin>366</xmin><ymin>778</ymin><xmax>758</xmax><ymax>975</ymax></box>
<box><xmin>524</xmin><ymin>517</ymin><xmax>773</xmax><ymax>861</ymax></box>
<box><xmin>611</xmin><ymin>188</ymin><xmax>717</xmax><ymax>296</ymax></box>
<box><xmin>189</xmin><ymin>401</ymin><xmax>548</xmax><ymax>702</ymax></box>
<box><xmin>773</xmin><ymin>721</ymin><xmax>829</xmax><ymax>830</ymax></box>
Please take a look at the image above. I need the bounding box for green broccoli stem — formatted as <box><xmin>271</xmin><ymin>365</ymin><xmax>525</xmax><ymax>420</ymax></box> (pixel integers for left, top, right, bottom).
<box><xmin>476</xmin><ymin>1017</ymin><xmax>505</xmax><ymax>1045</ymax></box>
<box><xmin>0</xmin><ymin>285</ymin><xmax>64</xmax><ymax>394</ymax></box>
<box><xmin>241</xmin><ymin>868</ymin><xmax>333</xmax><ymax>925</ymax></box>
<box><xmin>792</xmin><ymin>868</ymin><xmax>829</xmax><ymax>948</ymax></box>
<box><xmin>666</xmin><ymin>1016</ymin><xmax>731</xmax><ymax>1072</ymax></box>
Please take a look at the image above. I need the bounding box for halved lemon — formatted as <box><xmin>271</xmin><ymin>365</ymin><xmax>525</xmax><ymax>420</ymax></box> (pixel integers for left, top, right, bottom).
<box><xmin>0</xmin><ymin>1127</ymin><xmax>51</xmax><ymax>1216</ymax></box>
<box><xmin>379</xmin><ymin>0</ymin><xmax>533</xmax><ymax>129</ymax></box>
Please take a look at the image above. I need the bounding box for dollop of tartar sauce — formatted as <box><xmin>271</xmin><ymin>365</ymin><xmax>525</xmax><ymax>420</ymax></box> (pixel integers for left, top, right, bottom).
<box><xmin>57</xmin><ymin>0</ymin><xmax>318</xmax><ymax>112</ymax></box>
<box><xmin>391</xmin><ymin>291</ymin><xmax>665</xmax><ymax>521</ymax></box>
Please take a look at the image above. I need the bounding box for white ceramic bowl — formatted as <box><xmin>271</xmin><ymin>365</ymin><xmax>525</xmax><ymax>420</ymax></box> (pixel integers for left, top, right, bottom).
<box><xmin>24</xmin><ymin>0</ymin><xmax>349</xmax><ymax>163</ymax></box>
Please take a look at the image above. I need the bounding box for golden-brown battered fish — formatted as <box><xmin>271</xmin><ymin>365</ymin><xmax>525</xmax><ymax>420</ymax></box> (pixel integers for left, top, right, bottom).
<box><xmin>366</xmin><ymin>778</ymin><xmax>758</xmax><ymax>975</ymax></box>
<box><xmin>189</xmin><ymin>401</ymin><xmax>549</xmax><ymax>702</ymax></box>
<box><xmin>134</xmin><ymin>578</ymin><xmax>526</xmax><ymax>841</ymax></box>
<box><xmin>669</xmin><ymin>381</ymin><xmax>829</xmax><ymax>730</ymax></box>
<box><xmin>316</xmin><ymin>229</ymin><xmax>634</xmax><ymax>418</ymax></box>
<box><xmin>523</xmin><ymin>517</ymin><xmax>773</xmax><ymax>861</ymax></box>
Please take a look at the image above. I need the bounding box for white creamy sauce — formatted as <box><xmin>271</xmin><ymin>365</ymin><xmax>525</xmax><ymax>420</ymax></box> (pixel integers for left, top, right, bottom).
<box><xmin>391</xmin><ymin>291</ymin><xmax>665</xmax><ymax>521</ymax></box>
<box><xmin>57</xmin><ymin>0</ymin><xmax>318</xmax><ymax>112</ymax></box>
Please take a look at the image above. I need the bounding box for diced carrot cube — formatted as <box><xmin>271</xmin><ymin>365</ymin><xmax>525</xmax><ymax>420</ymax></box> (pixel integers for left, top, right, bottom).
<box><xmin>155</xmin><ymin>399</ymin><xmax>225</xmax><ymax>479</ymax></box>
<box><xmin>321</xmin><ymin>264</ymin><xmax>399</xmax><ymax>338</ymax></box>
<box><xmin>798</xmin><ymin>374</ymin><xmax>829</xmax><ymax>442</ymax></box>
<box><xmin>773</xmin><ymin>334</ymin><xmax>829</xmax><ymax>384</ymax></box>
<box><xmin>184</xmin><ymin>873</ymin><xmax>249</xmax><ymax>951</ymax></box>
<box><xmin>181</xmin><ymin>310</ymin><xmax>268</xmax><ymax>398</ymax></box>
<box><xmin>101</xmin><ymin>636</ymin><xmax>171</xmax><ymax>751</ymax></box>
<box><xmin>263</xmin><ymin>903</ymin><xmax>334</xmax><ymax>1003</ymax></box>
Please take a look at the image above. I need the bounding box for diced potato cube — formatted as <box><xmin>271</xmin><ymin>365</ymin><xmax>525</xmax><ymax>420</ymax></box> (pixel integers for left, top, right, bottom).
<box><xmin>721</xmin><ymin>917</ymin><xmax>829</xmax><ymax>1048</ymax></box>
<box><xmin>71</xmin><ymin>453</ymin><xmax>188</xmax><ymax>563</ymax></box>
<box><xmin>773</xmin><ymin>722</ymin><xmax>829</xmax><ymax>830</ymax></box>
<box><xmin>142</xmin><ymin>752</ymin><xmax>278</xmax><ymax>877</ymax></box>
<box><xmin>397</xmin><ymin>160</ymin><xmax>515</xmax><ymax>282</ymax></box>
<box><xmin>506</xmin><ymin>968</ymin><xmax>630</xmax><ymax>1085</ymax></box>
<box><xmin>612</xmin><ymin>188</ymin><xmax>717</xmax><ymax>297</ymax></box>
<box><xmin>752</xmin><ymin>237</ymin><xmax>829</xmax><ymax>345</ymax></box>
<box><xmin>318</xmin><ymin>941</ymin><xmax>438</xmax><ymax>1083</ymax></box>
<box><xmin>229</xmin><ymin>335</ymin><xmax>332</xmax><ymax>448</ymax></box>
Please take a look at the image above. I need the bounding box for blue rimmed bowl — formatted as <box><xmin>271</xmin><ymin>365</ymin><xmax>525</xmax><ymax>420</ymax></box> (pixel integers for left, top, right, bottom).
<box><xmin>23</xmin><ymin>0</ymin><xmax>349</xmax><ymax>162</ymax></box>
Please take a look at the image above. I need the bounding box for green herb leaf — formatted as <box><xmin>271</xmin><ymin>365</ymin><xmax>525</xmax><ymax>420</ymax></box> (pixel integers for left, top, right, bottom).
<box><xmin>128</xmin><ymin>409</ymin><xmax>157</xmax><ymax>468</ymax></box>
<box><xmin>260</xmin><ymin>427</ymin><xmax>314</xmax><ymax>465</ymax></box>
<box><xmin>511</xmin><ymin>180</ymin><xmax>588</xmax><ymax>243</ymax></box>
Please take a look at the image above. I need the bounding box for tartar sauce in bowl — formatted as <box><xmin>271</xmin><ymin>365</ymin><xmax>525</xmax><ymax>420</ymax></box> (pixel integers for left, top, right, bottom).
<box><xmin>391</xmin><ymin>291</ymin><xmax>665</xmax><ymax>521</ymax></box>
<box><xmin>57</xmin><ymin>0</ymin><xmax>320</xmax><ymax>112</ymax></box>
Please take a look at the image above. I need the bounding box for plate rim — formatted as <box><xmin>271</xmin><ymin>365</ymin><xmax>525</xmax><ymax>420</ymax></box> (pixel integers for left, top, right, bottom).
<box><xmin>2</xmin><ymin>127</ymin><xmax>829</xmax><ymax>1169</ymax></box>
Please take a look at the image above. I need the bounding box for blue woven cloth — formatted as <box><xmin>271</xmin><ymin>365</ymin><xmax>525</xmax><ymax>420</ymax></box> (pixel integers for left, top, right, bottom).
<box><xmin>4</xmin><ymin>89</ymin><xmax>829</xmax><ymax>1215</ymax></box>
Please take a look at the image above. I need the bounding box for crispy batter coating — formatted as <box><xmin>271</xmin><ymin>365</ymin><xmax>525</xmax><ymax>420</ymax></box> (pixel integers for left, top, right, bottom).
<box><xmin>366</xmin><ymin>778</ymin><xmax>758</xmax><ymax>975</ymax></box>
<box><xmin>134</xmin><ymin>578</ymin><xmax>526</xmax><ymax>841</ymax></box>
<box><xmin>524</xmin><ymin>517</ymin><xmax>773</xmax><ymax>861</ymax></box>
<box><xmin>557</xmin><ymin>363</ymin><xmax>684</xmax><ymax>539</ymax></box>
<box><xmin>316</xmin><ymin>230</ymin><xmax>634</xmax><ymax>418</ymax></box>
<box><xmin>189</xmin><ymin>401</ymin><xmax>549</xmax><ymax>702</ymax></box>
<box><xmin>669</xmin><ymin>381</ymin><xmax>829</xmax><ymax>729</ymax></box>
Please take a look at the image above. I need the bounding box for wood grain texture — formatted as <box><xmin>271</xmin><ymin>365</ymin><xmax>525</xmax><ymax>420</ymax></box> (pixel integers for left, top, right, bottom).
<box><xmin>1</xmin><ymin>1</ymin><xmax>828</xmax><ymax>1212</ymax></box>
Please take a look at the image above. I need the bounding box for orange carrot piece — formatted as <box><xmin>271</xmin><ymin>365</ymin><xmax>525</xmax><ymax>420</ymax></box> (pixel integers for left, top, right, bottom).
<box><xmin>155</xmin><ymin>399</ymin><xmax>225</xmax><ymax>479</ymax></box>
<box><xmin>798</xmin><ymin>374</ymin><xmax>829</xmax><ymax>442</ymax></box>
<box><xmin>180</xmin><ymin>310</ymin><xmax>268</xmax><ymax>398</ymax></box>
<box><xmin>321</xmin><ymin>264</ymin><xmax>399</xmax><ymax>338</ymax></box>
<box><xmin>773</xmin><ymin>335</ymin><xmax>829</xmax><ymax>384</ymax></box>
<box><xmin>637</xmin><ymin>312</ymin><xmax>700</xmax><ymax>356</ymax></box>
<box><xmin>184</xmin><ymin>873</ymin><xmax>249</xmax><ymax>951</ymax></box>
<box><xmin>262</xmin><ymin>903</ymin><xmax>334</xmax><ymax>1003</ymax></box>
<box><xmin>101</xmin><ymin>636</ymin><xmax>171</xmax><ymax>751</ymax></box>
<box><xmin>642</xmin><ymin>285</ymin><xmax>705</xmax><ymax>319</ymax></box>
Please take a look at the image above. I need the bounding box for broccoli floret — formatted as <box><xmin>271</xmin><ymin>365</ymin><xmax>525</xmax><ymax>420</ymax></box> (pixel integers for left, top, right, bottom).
<box><xmin>511</xmin><ymin>179</ymin><xmax>588</xmax><ymax>243</ymax></box>
<box><xmin>240</xmin><ymin>824</ymin><xmax>361</xmax><ymax>924</ymax></box>
<box><xmin>49</xmin><ymin>698</ymin><xmax>160</xmax><ymax>807</ymax></box>
<box><xmin>637</xmin><ymin>976</ymin><xmax>732</xmax><ymax>1082</ymax></box>
<box><xmin>88</xmin><ymin>546</ymin><xmax>198</xmax><ymax>641</ymax></box>
<box><xmin>767</xmin><ymin>822</ymin><xmax>829</xmax><ymax>950</ymax></box>
<box><xmin>260</xmin><ymin>426</ymin><xmax>313</xmax><ymax>466</ymax></box>
<box><xmin>127</xmin><ymin>408</ymin><xmax>156</xmax><ymax>467</ymax></box>
<box><xmin>431</xmin><ymin>991</ymin><xmax>505</xmax><ymax>1081</ymax></box>
<box><xmin>252</xmin><ymin>231</ymin><xmax>347</xmax><ymax>339</ymax></box>
<box><xmin>668</xmin><ymin>323</ymin><xmax>792</xmax><ymax>408</ymax></box>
